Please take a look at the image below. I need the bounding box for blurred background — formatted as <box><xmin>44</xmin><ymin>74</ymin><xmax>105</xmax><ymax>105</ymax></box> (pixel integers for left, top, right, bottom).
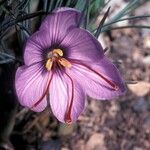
<box><xmin>0</xmin><ymin>0</ymin><xmax>150</xmax><ymax>150</ymax></box>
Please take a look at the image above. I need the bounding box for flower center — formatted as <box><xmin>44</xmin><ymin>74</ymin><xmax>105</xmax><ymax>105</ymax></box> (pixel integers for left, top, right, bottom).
<box><xmin>46</xmin><ymin>49</ymin><xmax>72</xmax><ymax>71</ymax></box>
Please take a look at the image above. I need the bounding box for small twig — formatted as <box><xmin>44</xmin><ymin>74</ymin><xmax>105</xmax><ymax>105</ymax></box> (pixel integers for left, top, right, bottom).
<box><xmin>103</xmin><ymin>15</ymin><xmax>150</xmax><ymax>27</ymax></box>
<box><xmin>23</xmin><ymin>117</ymin><xmax>40</xmax><ymax>134</ymax></box>
<box><xmin>15</xmin><ymin>108</ymin><xmax>29</xmax><ymax>118</ymax></box>
<box><xmin>95</xmin><ymin>7</ymin><xmax>110</xmax><ymax>38</ymax></box>
<box><xmin>125</xmin><ymin>81</ymin><xmax>138</xmax><ymax>84</ymax></box>
<box><xmin>104</xmin><ymin>47</ymin><xmax>109</xmax><ymax>53</ymax></box>
<box><xmin>0</xmin><ymin>11</ymin><xmax>48</xmax><ymax>33</ymax></box>
<box><xmin>101</xmin><ymin>25</ymin><xmax>150</xmax><ymax>32</ymax></box>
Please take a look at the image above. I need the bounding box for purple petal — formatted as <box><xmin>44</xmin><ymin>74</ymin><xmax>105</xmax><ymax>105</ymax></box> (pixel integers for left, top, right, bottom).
<box><xmin>68</xmin><ymin>57</ymin><xmax>126</xmax><ymax>99</ymax></box>
<box><xmin>61</xmin><ymin>28</ymin><xmax>104</xmax><ymax>62</ymax></box>
<box><xmin>24</xmin><ymin>29</ymin><xmax>52</xmax><ymax>66</ymax></box>
<box><xmin>15</xmin><ymin>63</ymin><xmax>50</xmax><ymax>112</ymax></box>
<box><xmin>49</xmin><ymin>70</ymin><xmax>85</xmax><ymax>123</ymax></box>
<box><xmin>40</xmin><ymin>7</ymin><xmax>81</xmax><ymax>44</ymax></box>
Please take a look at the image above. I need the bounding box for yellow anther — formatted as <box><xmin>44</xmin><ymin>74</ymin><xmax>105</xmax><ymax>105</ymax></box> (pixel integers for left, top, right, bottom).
<box><xmin>59</xmin><ymin>58</ymin><xmax>72</xmax><ymax>68</ymax></box>
<box><xmin>46</xmin><ymin>49</ymin><xmax>71</xmax><ymax>70</ymax></box>
<box><xmin>46</xmin><ymin>59</ymin><xmax>53</xmax><ymax>71</ymax></box>
<box><xmin>53</xmin><ymin>49</ymin><xmax>63</xmax><ymax>57</ymax></box>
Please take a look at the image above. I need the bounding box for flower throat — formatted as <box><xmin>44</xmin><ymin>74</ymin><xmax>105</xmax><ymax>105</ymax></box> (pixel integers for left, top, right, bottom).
<box><xmin>46</xmin><ymin>49</ymin><xmax>72</xmax><ymax>71</ymax></box>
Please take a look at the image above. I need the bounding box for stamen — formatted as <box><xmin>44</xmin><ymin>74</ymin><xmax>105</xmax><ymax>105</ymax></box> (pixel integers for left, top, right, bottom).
<box><xmin>59</xmin><ymin>58</ymin><xmax>72</xmax><ymax>68</ymax></box>
<box><xmin>70</xmin><ymin>60</ymin><xmax>119</xmax><ymax>90</ymax></box>
<box><xmin>31</xmin><ymin>73</ymin><xmax>53</xmax><ymax>108</ymax></box>
<box><xmin>53</xmin><ymin>49</ymin><xmax>63</xmax><ymax>56</ymax></box>
<box><xmin>46</xmin><ymin>48</ymin><xmax>72</xmax><ymax>71</ymax></box>
<box><xmin>46</xmin><ymin>59</ymin><xmax>53</xmax><ymax>71</ymax></box>
<box><xmin>64</xmin><ymin>72</ymin><xmax>74</xmax><ymax>124</ymax></box>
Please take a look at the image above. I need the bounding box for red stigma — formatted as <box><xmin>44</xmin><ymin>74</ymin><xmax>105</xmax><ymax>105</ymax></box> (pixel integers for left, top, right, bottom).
<box><xmin>31</xmin><ymin>73</ymin><xmax>53</xmax><ymax>108</ymax></box>
<box><xmin>69</xmin><ymin>59</ymin><xmax>119</xmax><ymax>91</ymax></box>
<box><xmin>64</xmin><ymin>72</ymin><xmax>74</xmax><ymax>124</ymax></box>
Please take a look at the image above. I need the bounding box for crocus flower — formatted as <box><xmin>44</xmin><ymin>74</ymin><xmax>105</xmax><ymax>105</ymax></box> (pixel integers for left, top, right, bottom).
<box><xmin>15</xmin><ymin>8</ymin><xmax>126</xmax><ymax>123</ymax></box>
